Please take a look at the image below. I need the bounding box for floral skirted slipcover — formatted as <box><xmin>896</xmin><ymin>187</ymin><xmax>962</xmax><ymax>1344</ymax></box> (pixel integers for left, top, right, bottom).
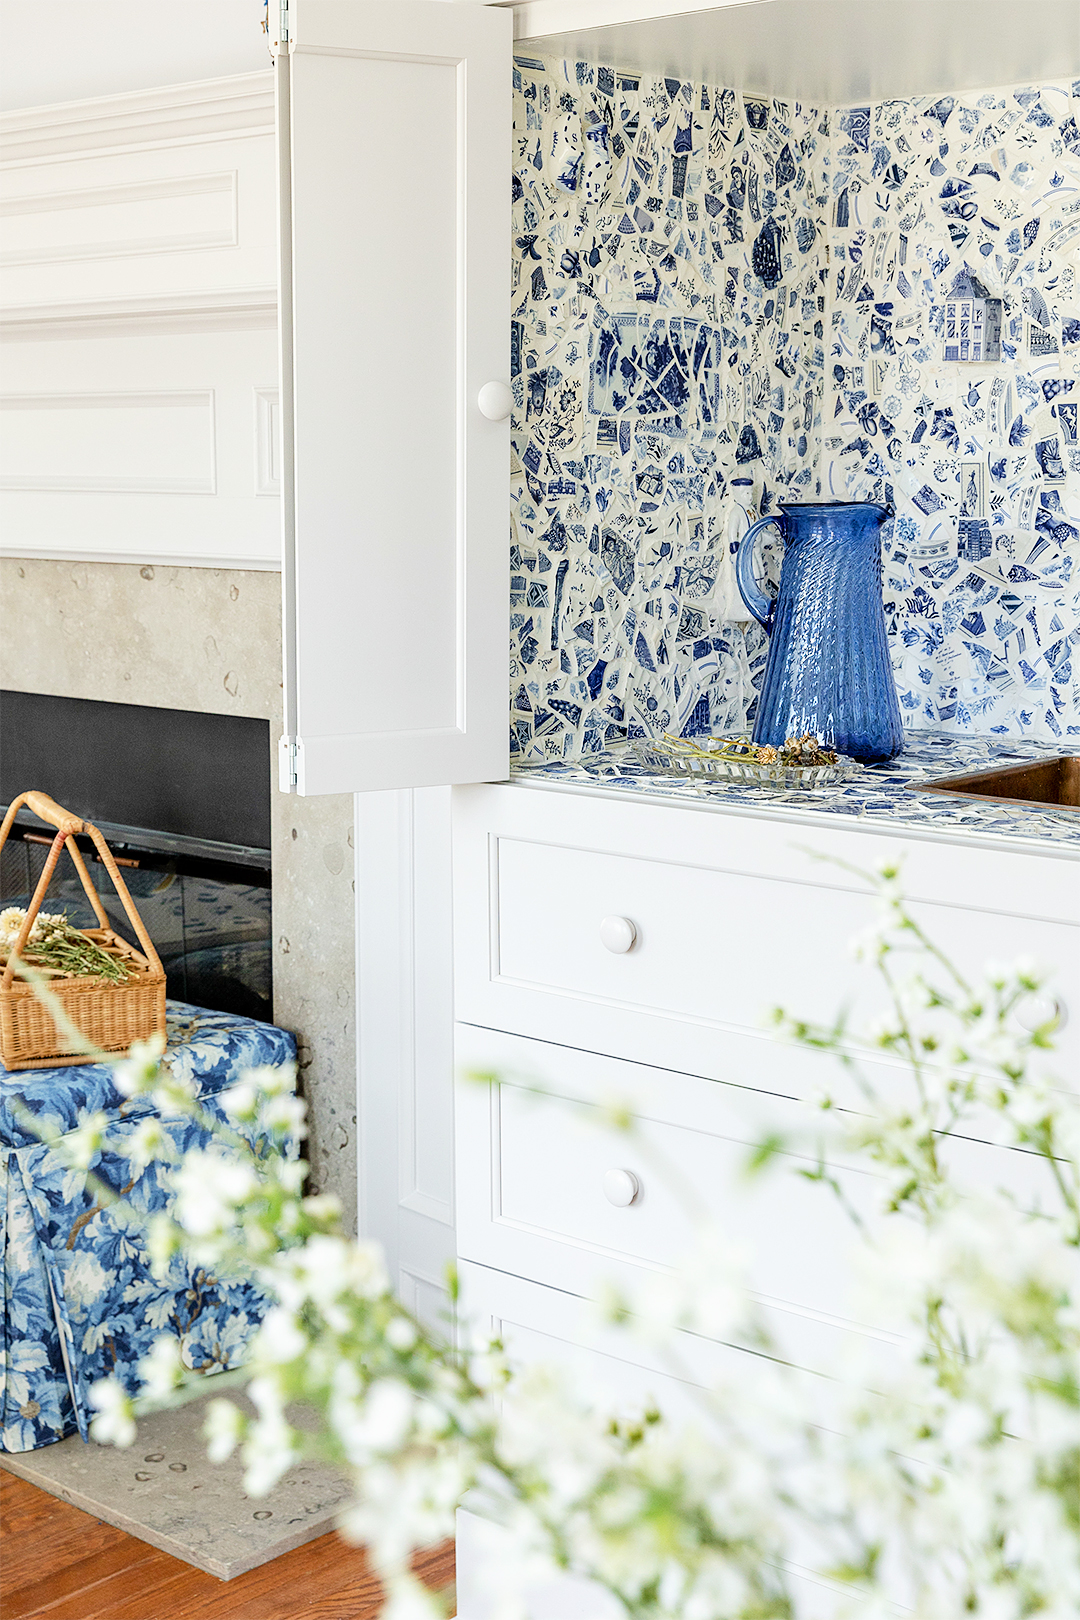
<box><xmin>0</xmin><ymin>1002</ymin><xmax>297</xmax><ymax>1452</ymax></box>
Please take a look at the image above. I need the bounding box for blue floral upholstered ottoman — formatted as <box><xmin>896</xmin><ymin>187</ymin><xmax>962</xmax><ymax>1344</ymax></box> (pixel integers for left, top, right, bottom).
<box><xmin>0</xmin><ymin>1002</ymin><xmax>297</xmax><ymax>1452</ymax></box>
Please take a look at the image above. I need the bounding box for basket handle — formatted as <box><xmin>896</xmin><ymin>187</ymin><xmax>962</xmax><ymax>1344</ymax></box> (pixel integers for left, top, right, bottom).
<box><xmin>82</xmin><ymin>821</ymin><xmax>164</xmax><ymax>977</ymax></box>
<box><xmin>22</xmin><ymin>791</ymin><xmax>84</xmax><ymax>835</ymax></box>
<box><xmin>0</xmin><ymin>791</ymin><xmax>164</xmax><ymax>990</ymax></box>
<box><xmin>0</xmin><ymin>791</ymin><xmax>110</xmax><ymax>934</ymax></box>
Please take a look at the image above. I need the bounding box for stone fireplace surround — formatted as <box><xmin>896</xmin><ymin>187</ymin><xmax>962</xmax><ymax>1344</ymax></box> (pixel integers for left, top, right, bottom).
<box><xmin>0</xmin><ymin>557</ymin><xmax>358</xmax><ymax>1230</ymax></box>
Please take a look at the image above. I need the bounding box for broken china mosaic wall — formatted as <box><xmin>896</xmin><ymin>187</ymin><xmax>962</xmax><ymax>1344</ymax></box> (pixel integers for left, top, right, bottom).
<box><xmin>510</xmin><ymin>56</ymin><xmax>829</xmax><ymax>760</ymax></box>
<box><xmin>824</xmin><ymin>84</ymin><xmax>1080</xmax><ymax>740</ymax></box>
<box><xmin>510</xmin><ymin>56</ymin><xmax>1080</xmax><ymax>761</ymax></box>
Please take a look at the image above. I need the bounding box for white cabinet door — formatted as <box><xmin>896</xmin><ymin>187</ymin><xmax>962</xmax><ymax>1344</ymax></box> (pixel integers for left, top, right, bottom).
<box><xmin>277</xmin><ymin>0</ymin><xmax>511</xmax><ymax>795</ymax></box>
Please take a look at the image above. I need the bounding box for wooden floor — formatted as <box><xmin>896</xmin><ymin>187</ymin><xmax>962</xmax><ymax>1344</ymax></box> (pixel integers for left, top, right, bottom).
<box><xmin>0</xmin><ymin>1472</ymin><xmax>456</xmax><ymax>1620</ymax></box>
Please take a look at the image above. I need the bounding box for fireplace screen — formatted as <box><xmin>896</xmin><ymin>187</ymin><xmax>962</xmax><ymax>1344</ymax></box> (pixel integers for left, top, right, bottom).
<box><xmin>1</xmin><ymin>692</ymin><xmax>273</xmax><ymax>1024</ymax></box>
<box><xmin>0</xmin><ymin>826</ymin><xmax>271</xmax><ymax>1022</ymax></box>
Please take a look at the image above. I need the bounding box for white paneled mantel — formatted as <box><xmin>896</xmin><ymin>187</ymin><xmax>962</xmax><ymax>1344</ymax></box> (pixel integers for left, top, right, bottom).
<box><xmin>0</xmin><ymin>70</ymin><xmax>275</xmax><ymax>164</ymax></box>
<box><xmin>0</xmin><ymin>72</ymin><xmax>276</xmax><ymax>312</ymax></box>
<box><xmin>0</xmin><ymin>70</ymin><xmax>280</xmax><ymax>568</ymax></box>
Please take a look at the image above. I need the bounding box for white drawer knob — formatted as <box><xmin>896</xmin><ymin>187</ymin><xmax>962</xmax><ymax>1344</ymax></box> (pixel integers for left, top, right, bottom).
<box><xmin>477</xmin><ymin>380</ymin><xmax>513</xmax><ymax>421</ymax></box>
<box><xmin>1014</xmin><ymin>993</ymin><xmax>1066</xmax><ymax>1034</ymax></box>
<box><xmin>599</xmin><ymin>915</ymin><xmax>637</xmax><ymax>954</ymax></box>
<box><xmin>602</xmin><ymin>1168</ymin><xmax>640</xmax><ymax>1207</ymax></box>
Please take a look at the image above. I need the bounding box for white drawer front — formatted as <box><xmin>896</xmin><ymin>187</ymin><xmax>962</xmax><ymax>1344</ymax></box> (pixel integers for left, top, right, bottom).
<box><xmin>459</xmin><ymin>1260</ymin><xmax>846</xmax><ymax>1442</ymax></box>
<box><xmin>494</xmin><ymin>1079</ymin><xmax>875</xmax><ymax>1330</ymax></box>
<box><xmin>456</xmin><ymin>1027</ymin><xmax>1057</xmax><ymax>1380</ymax></box>
<box><xmin>454</xmin><ymin>785</ymin><xmax>1080</xmax><ymax>1092</ymax></box>
<box><xmin>495</xmin><ymin>836</ymin><xmax>1079</xmax><ymax>1068</ymax></box>
<box><xmin>459</xmin><ymin>1260</ymin><xmax>710</xmax><ymax>1420</ymax></box>
<box><xmin>456</xmin><ymin>1266</ymin><xmax>876</xmax><ymax>1620</ymax></box>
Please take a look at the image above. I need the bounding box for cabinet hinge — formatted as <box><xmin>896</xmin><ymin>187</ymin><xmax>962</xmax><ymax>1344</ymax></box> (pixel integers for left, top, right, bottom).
<box><xmin>279</xmin><ymin>736</ymin><xmax>299</xmax><ymax>791</ymax></box>
<box><xmin>268</xmin><ymin>0</ymin><xmax>290</xmax><ymax>54</ymax></box>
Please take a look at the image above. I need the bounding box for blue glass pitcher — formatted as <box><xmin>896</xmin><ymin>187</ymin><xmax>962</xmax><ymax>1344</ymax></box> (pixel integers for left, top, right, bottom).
<box><xmin>735</xmin><ymin>501</ymin><xmax>904</xmax><ymax>763</ymax></box>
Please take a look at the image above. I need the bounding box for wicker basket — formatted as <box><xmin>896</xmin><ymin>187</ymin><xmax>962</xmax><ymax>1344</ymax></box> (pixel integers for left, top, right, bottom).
<box><xmin>0</xmin><ymin>791</ymin><xmax>167</xmax><ymax>1071</ymax></box>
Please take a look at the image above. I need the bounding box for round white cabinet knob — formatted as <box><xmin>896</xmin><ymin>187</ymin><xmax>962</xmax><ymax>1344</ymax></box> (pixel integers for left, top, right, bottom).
<box><xmin>599</xmin><ymin>915</ymin><xmax>637</xmax><ymax>954</ymax></box>
<box><xmin>602</xmin><ymin>1168</ymin><xmax>640</xmax><ymax>1207</ymax></box>
<box><xmin>477</xmin><ymin>381</ymin><xmax>513</xmax><ymax>421</ymax></box>
<box><xmin>1014</xmin><ymin>994</ymin><xmax>1066</xmax><ymax>1034</ymax></box>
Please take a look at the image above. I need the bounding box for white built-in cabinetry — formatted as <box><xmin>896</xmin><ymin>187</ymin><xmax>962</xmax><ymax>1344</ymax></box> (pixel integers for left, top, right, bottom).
<box><xmin>270</xmin><ymin>13</ymin><xmax>1080</xmax><ymax>1606</ymax></box>
<box><xmin>275</xmin><ymin>0</ymin><xmax>512</xmax><ymax>796</ymax></box>
<box><xmin>450</xmin><ymin>780</ymin><xmax>1079</xmax><ymax>1616</ymax></box>
<box><xmin>452</xmin><ymin>783</ymin><xmax>1079</xmax><ymax>1355</ymax></box>
<box><xmin>271</xmin><ymin>0</ymin><xmax>1080</xmax><ymax>799</ymax></box>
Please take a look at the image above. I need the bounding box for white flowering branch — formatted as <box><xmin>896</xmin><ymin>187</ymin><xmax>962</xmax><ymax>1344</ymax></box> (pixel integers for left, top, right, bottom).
<box><xmin>20</xmin><ymin>867</ymin><xmax>1079</xmax><ymax>1619</ymax></box>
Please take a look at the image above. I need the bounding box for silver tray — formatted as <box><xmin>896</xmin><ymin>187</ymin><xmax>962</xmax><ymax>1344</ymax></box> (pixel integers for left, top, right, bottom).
<box><xmin>630</xmin><ymin>738</ymin><xmax>863</xmax><ymax>788</ymax></box>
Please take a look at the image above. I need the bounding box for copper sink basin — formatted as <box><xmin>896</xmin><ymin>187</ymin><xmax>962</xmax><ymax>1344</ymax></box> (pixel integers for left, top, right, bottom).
<box><xmin>915</xmin><ymin>756</ymin><xmax>1080</xmax><ymax>812</ymax></box>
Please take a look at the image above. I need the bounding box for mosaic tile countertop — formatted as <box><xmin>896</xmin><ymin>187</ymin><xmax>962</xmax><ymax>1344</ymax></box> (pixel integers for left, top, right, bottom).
<box><xmin>511</xmin><ymin>730</ymin><xmax>1080</xmax><ymax>854</ymax></box>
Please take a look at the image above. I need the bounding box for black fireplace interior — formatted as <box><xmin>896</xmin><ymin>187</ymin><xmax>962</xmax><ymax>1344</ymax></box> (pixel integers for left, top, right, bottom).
<box><xmin>1</xmin><ymin>691</ymin><xmax>273</xmax><ymax>1022</ymax></box>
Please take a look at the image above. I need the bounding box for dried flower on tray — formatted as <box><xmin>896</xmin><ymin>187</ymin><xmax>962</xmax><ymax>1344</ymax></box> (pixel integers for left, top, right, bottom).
<box><xmin>657</xmin><ymin>732</ymin><xmax>840</xmax><ymax>766</ymax></box>
<box><xmin>629</xmin><ymin>731</ymin><xmax>856</xmax><ymax>785</ymax></box>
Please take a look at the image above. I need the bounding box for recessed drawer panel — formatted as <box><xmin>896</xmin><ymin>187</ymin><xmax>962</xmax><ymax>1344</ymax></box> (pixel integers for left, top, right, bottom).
<box><xmin>456</xmin><ymin>1267</ymin><xmax>879</xmax><ymax>1618</ymax></box>
<box><xmin>456</xmin><ymin>1026</ymin><xmax>1057</xmax><ymax>1380</ymax></box>
<box><xmin>496</xmin><ymin>835</ymin><xmax>875</xmax><ymax>1028</ymax></box>
<box><xmin>452</xmin><ymin>783</ymin><xmax>1080</xmax><ymax>1091</ymax></box>
<box><xmin>494</xmin><ymin>835</ymin><xmax>1079</xmax><ymax>1068</ymax></box>
<box><xmin>495</xmin><ymin>1076</ymin><xmax>875</xmax><ymax>1331</ymax></box>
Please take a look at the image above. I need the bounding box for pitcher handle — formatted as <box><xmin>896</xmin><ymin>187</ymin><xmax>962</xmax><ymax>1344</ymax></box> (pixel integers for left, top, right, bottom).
<box><xmin>736</xmin><ymin>515</ymin><xmax>781</xmax><ymax>630</ymax></box>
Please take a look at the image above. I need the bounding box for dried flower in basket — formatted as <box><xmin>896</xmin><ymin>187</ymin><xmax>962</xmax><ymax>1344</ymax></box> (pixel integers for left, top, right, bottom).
<box><xmin>0</xmin><ymin>906</ymin><xmax>134</xmax><ymax>982</ymax></box>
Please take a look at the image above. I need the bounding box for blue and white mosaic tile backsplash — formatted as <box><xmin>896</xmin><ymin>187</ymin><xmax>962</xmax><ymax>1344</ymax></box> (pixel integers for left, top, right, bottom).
<box><xmin>509</xmin><ymin>58</ymin><xmax>1080</xmax><ymax>761</ymax></box>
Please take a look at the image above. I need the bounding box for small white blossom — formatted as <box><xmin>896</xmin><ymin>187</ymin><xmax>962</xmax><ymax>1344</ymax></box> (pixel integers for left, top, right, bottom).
<box><xmin>386</xmin><ymin>1316</ymin><xmax>418</xmax><ymax>1353</ymax></box>
<box><xmin>302</xmin><ymin>1192</ymin><xmax>343</xmax><ymax>1225</ymax></box>
<box><xmin>89</xmin><ymin>1377</ymin><xmax>136</xmax><ymax>1448</ymax></box>
<box><xmin>221</xmin><ymin>1078</ymin><xmax>260</xmax><ymax>1123</ymax></box>
<box><xmin>65</xmin><ymin>1110</ymin><xmax>109</xmax><ymax>1169</ymax></box>
<box><xmin>204</xmin><ymin>1397</ymin><xmax>247</xmax><ymax>1462</ymax></box>
<box><xmin>253</xmin><ymin>1305</ymin><xmax>309</xmax><ymax>1364</ymax></box>
<box><xmin>138</xmin><ymin>1334</ymin><xmax>184</xmax><ymax>1400</ymax></box>
<box><xmin>262</xmin><ymin>1092</ymin><xmax>308</xmax><ymax>1139</ymax></box>
<box><xmin>125</xmin><ymin>1116</ymin><xmax>175</xmax><ymax>1172</ymax></box>
<box><xmin>241</xmin><ymin>1374</ymin><xmax>299</xmax><ymax>1496</ymax></box>
<box><xmin>150</xmin><ymin>1067</ymin><xmax>199</xmax><ymax>1118</ymax></box>
<box><xmin>172</xmin><ymin>1149</ymin><xmax>258</xmax><ymax>1238</ymax></box>
<box><xmin>112</xmin><ymin>1033</ymin><xmax>168</xmax><ymax>1097</ymax></box>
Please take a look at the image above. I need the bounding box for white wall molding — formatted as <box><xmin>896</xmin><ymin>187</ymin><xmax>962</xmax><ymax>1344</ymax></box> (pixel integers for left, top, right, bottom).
<box><xmin>398</xmin><ymin>1265</ymin><xmax>454</xmax><ymax>1335</ymax></box>
<box><xmin>0</xmin><ymin>73</ymin><xmax>280</xmax><ymax>570</ymax></box>
<box><xmin>254</xmin><ymin>386</ymin><xmax>281</xmax><ymax>496</ymax></box>
<box><xmin>0</xmin><ymin>321</ymin><xmax>279</xmax><ymax>568</ymax></box>
<box><xmin>356</xmin><ymin>788</ymin><xmax>457</xmax><ymax>1296</ymax></box>
<box><xmin>0</xmin><ymin>170</ymin><xmax>238</xmax><ymax>268</ymax></box>
<box><xmin>0</xmin><ymin>71</ymin><xmax>275</xmax><ymax>169</ymax></box>
<box><xmin>0</xmin><ymin>388</ymin><xmax>216</xmax><ymax>494</ymax></box>
<box><xmin>0</xmin><ymin>286</ymin><xmax>277</xmax><ymax>341</ymax></box>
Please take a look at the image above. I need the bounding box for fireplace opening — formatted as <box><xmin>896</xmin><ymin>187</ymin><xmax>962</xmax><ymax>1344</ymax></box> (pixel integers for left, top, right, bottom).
<box><xmin>1</xmin><ymin>691</ymin><xmax>273</xmax><ymax>1023</ymax></box>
